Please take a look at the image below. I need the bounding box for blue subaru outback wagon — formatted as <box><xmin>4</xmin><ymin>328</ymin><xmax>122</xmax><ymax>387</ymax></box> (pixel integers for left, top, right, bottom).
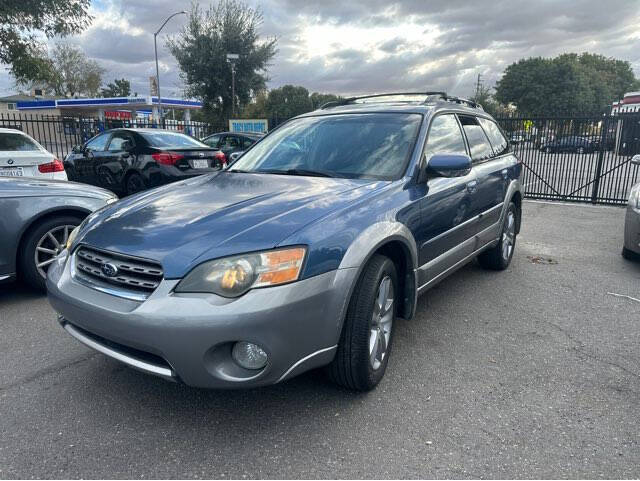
<box><xmin>47</xmin><ymin>93</ymin><xmax>522</xmax><ymax>391</ymax></box>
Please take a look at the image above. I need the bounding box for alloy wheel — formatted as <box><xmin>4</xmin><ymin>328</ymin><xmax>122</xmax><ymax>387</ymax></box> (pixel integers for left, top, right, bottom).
<box><xmin>34</xmin><ymin>224</ymin><xmax>76</xmax><ymax>279</ymax></box>
<box><xmin>369</xmin><ymin>276</ymin><xmax>394</xmax><ymax>370</ymax></box>
<box><xmin>502</xmin><ymin>211</ymin><xmax>516</xmax><ymax>261</ymax></box>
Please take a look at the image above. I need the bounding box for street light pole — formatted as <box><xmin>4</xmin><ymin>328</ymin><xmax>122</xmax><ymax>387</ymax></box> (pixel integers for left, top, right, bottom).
<box><xmin>154</xmin><ymin>10</ymin><xmax>187</xmax><ymax>128</ymax></box>
<box><xmin>226</xmin><ymin>53</ymin><xmax>239</xmax><ymax>119</ymax></box>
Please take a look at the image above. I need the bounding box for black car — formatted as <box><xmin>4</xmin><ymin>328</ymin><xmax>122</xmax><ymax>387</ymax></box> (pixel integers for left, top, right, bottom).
<box><xmin>201</xmin><ymin>131</ymin><xmax>263</xmax><ymax>162</ymax></box>
<box><xmin>540</xmin><ymin>135</ymin><xmax>595</xmax><ymax>154</ymax></box>
<box><xmin>64</xmin><ymin>129</ymin><xmax>224</xmax><ymax>196</ymax></box>
<box><xmin>0</xmin><ymin>177</ymin><xmax>116</xmax><ymax>290</ymax></box>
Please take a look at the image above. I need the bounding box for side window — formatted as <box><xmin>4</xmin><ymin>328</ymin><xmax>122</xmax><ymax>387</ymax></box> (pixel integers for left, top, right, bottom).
<box><xmin>242</xmin><ymin>137</ymin><xmax>256</xmax><ymax>149</ymax></box>
<box><xmin>107</xmin><ymin>132</ymin><xmax>134</xmax><ymax>151</ymax></box>
<box><xmin>478</xmin><ymin>118</ymin><xmax>509</xmax><ymax>156</ymax></box>
<box><xmin>85</xmin><ymin>133</ymin><xmax>109</xmax><ymax>152</ymax></box>
<box><xmin>203</xmin><ymin>134</ymin><xmax>221</xmax><ymax>148</ymax></box>
<box><xmin>459</xmin><ymin>115</ymin><xmax>494</xmax><ymax>162</ymax></box>
<box><xmin>221</xmin><ymin>135</ymin><xmax>240</xmax><ymax>149</ymax></box>
<box><xmin>424</xmin><ymin>114</ymin><xmax>467</xmax><ymax>162</ymax></box>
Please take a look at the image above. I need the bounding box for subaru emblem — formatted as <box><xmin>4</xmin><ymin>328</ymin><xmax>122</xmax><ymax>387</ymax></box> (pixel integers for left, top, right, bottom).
<box><xmin>100</xmin><ymin>263</ymin><xmax>118</xmax><ymax>277</ymax></box>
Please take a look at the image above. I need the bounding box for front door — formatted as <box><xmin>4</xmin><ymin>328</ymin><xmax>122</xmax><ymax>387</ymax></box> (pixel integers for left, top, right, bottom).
<box><xmin>74</xmin><ymin>132</ymin><xmax>110</xmax><ymax>186</ymax></box>
<box><xmin>416</xmin><ymin>113</ymin><xmax>478</xmax><ymax>287</ymax></box>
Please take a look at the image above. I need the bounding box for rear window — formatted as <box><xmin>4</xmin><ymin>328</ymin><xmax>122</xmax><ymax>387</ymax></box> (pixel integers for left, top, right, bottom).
<box><xmin>459</xmin><ymin>116</ymin><xmax>494</xmax><ymax>162</ymax></box>
<box><xmin>0</xmin><ymin>133</ymin><xmax>40</xmax><ymax>151</ymax></box>
<box><xmin>141</xmin><ymin>131</ymin><xmax>208</xmax><ymax>149</ymax></box>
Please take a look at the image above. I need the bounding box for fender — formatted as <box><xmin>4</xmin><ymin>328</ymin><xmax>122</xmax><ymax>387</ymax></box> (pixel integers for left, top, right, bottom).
<box><xmin>499</xmin><ymin>179</ymin><xmax>523</xmax><ymax>234</ymax></box>
<box><xmin>338</xmin><ymin>221</ymin><xmax>419</xmax><ymax>322</ymax></box>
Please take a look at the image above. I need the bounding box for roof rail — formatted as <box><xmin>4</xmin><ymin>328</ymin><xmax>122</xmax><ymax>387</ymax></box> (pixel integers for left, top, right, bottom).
<box><xmin>319</xmin><ymin>92</ymin><xmax>447</xmax><ymax>109</ymax></box>
<box><xmin>319</xmin><ymin>92</ymin><xmax>484</xmax><ymax>110</ymax></box>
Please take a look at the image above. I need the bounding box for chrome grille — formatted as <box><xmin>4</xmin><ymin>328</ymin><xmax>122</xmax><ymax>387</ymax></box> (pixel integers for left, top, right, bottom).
<box><xmin>73</xmin><ymin>246</ymin><xmax>163</xmax><ymax>299</ymax></box>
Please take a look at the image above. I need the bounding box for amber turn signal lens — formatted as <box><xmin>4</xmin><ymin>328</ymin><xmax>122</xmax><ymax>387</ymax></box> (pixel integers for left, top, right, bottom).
<box><xmin>254</xmin><ymin>247</ymin><xmax>306</xmax><ymax>287</ymax></box>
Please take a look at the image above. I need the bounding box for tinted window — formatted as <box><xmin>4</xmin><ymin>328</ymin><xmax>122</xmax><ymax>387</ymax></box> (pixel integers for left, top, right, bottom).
<box><xmin>220</xmin><ymin>136</ymin><xmax>241</xmax><ymax>149</ymax></box>
<box><xmin>0</xmin><ymin>132</ymin><xmax>40</xmax><ymax>151</ymax></box>
<box><xmin>478</xmin><ymin>118</ymin><xmax>509</xmax><ymax>156</ymax></box>
<box><xmin>107</xmin><ymin>132</ymin><xmax>135</xmax><ymax>151</ymax></box>
<box><xmin>242</xmin><ymin>136</ymin><xmax>257</xmax><ymax>148</ymax></box>
<box><xmin>142</xmin><ymin>132</ymin><xmax>208</xmax><ymax>148</ymax></box>
<box><xmin>231</xmin><ymin>113</ymin><xmax>422</xmax><ymax>180</ymax></box>
<box><xmin>85</xmin><ymin>133</ymin><xmax>109</xmax><ymax>152</ymax></box>
<box><xmin>459</xmin><ymin>116</ymin><xmax>494</xmax><ymax>162</ymax></box>
<box><xmin>203</xmin><ymin>134</ymin><xmax>221</xmax><ymax>148</ymax></box>
<box><xmin>424</xmin><ymin>114</ymin><xmax>467</xmax><ymax>161</ymax></box>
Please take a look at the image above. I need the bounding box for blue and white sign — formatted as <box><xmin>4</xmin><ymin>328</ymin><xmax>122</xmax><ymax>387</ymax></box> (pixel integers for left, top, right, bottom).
<box><xmin>229</xmin><ymin>119</ymin><xmax>268</xmax><ymax>134</ymax></box>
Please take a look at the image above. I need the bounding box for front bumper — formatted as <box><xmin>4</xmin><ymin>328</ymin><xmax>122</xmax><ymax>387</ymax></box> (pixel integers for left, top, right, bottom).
<box><xmin>47</xmin><ymin>251</ymin><xmax>358</xmax><ymax>388</ymax></box>
<box><xmin>624</xmin><ymin>203</ymin><xmax>640</xmax><ymax>255</ymax></box>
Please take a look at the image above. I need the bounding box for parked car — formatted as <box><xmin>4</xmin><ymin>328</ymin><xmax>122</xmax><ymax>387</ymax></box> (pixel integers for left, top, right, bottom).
<box><xmin>0</xmin><ymin>128</ymin><xmax>67</xmax><ymax>180</ymax></box>
<box><xmin>201</xmin><ymin>131</ymin><xmax>263</xmax><ymax>163</ymax></box>
<box><xmin>47</xmin><ymin>93</ymin><xmax>522</xmax><ymax>391</ymax></box>
<box><xmin>509</xmin><ymin>131</ymin><xmax>525</xmax><ymax>144</ymax></box>
<box><xmin>64</xmin><ymin>128</ymin><xmax>224</xmax><ymax>196</ymax></box>
<box><xmin>622</xmin><ymin>155</ymin><xmax>640</xmax><ymax>261</ymax></box>
<box><xmin>0</xmin><ymin>177</ymin><xmax>117</xmax><ymax>290</ymax></box>
<box><xmin>540</xmin><ymin>135</ymin><xmax>595</xmax><ymax>154</ymax></box>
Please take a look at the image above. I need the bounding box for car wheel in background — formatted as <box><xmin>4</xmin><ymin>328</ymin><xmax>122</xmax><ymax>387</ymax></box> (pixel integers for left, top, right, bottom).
<box><xmin>478</xmin><ymin>202</ymin><xmax>517</xmax><ymax>271</ymax></box>
<box><xmin>545</xmin><ymin>147</ymin><xmax>551</xmax><ymax>154</ymax></box>
<box><xmin>622</xmin><ymin>247</ymin><xmax>640</xmax><ymax>261</ymax></box>
<box><xmin>20</xmin><ymin>215</ymin><xmax>83</xmax><ymax>290</ymax></box>
<box><xmin>577</xmin><ymin>146</ymin><xmax>585</xmax><ymax>154</ymax></box>
<box><xmin>327</xmin><ymin>254</ymin><xmax>397</xmax><ymax>391</ymax></box>
<box><xmin>125</xmin><ymin>173</ymin><xmax>146</xmax><ymax>196</ymax></box>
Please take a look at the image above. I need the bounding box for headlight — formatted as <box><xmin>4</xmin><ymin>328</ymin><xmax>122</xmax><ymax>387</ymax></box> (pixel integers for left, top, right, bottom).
<box><xmin>66</xmin><ymin>226</ymin><xmax>80</xmax><ymax>249</ymax></box>
<box><xmin>175</xmin><ymin>247</ymin><xmax>306</xmax><ymax>297</ymax></box>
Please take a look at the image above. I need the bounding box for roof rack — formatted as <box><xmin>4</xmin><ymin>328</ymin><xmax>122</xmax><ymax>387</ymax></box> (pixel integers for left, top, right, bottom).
<box><xmin>319</xmin><ymin>92</ymin><xmax>482</xmax><ymax>110</ymax></box>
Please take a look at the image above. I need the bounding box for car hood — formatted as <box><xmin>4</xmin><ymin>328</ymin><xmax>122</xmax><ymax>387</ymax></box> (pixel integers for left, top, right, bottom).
<box><xmin>78</xmin><ymin>172</ymin><xmax>386</xmax><ymax>278</ymax></box>
<box><xmin>0</xmin><ymin>177</ymin><xmax>116</xmax><ymax>201</ymax></box>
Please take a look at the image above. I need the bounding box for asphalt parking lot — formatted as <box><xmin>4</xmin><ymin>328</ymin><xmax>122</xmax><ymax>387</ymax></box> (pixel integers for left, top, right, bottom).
<box><xmin>1</xmin><ymin>201</ymin><xmax>639</xmax><ymax>479</ymax></box>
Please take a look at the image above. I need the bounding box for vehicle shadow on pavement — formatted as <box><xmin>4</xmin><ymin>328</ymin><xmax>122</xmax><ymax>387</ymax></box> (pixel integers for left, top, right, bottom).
<box><xmin>0</xmin><ymin>281</ymin><xmax>45</xmax><ymax>304</ymax></box>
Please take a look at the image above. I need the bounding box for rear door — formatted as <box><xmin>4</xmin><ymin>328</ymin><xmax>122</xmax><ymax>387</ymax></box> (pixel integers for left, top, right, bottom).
<box><xmin>100</xmin><ymin>131</ymin><xmax>137</xmax><ymax>191</ymax></box>
<box><xmin>0</xmin><ymin>131</ymin><xmax>53</xmax><ymax>178</ymax></box>
<box><xmin>417</xmin><ymin>113</ymin><xmax>478</xmax><ymax>285</ymax></box>
<box><xmin>458</xmin><ymin>115</ymin><xmax>503</xmax><ymax>232</ymax></box>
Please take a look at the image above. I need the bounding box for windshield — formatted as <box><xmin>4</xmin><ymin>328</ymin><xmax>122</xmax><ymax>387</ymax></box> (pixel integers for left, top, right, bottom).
<box><xmin>230</xmin><ymin>113</ymin><xmax>422</xmax><ymax>180</ymax></box>
<box><xmin>141</xmin><ymin>131</ymin><xmax>208</xmax><ymax>149</ymax></box>
<box><xmin>0</xmin><ymin>133</ymin><xmax>41</xmax><ymax>151</ymax></box>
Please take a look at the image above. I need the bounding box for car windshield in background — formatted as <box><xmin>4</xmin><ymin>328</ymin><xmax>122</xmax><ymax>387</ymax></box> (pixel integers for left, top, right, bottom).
<box><xmin>141</xmin><ymin>131</ymin><xmax>208</xmax><ymax>149</ymax></box>
<box><xmin>230</xmin><ymin>113</ymin><xmax>422</xmax><ymax>180</ymax></box>
<box><xmin>0</xmin><ymin>133</ymin><xmax>40</xmax><ymax>151</ymax></box>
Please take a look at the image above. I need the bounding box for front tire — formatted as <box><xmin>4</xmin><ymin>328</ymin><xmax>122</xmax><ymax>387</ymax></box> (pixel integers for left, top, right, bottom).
<box><xmin>327</xmin><ymin>254</ymin><xmax>398</xmax><ymax>391</ymax></box>
<box><xmin>478</xmin><ymin>202</ymin><xmax>517</xmax><ymax>271</ymax></box>
<box><xmin>20</xmin><ymin>215</ymin><xmax>83</xmax><ymax>291</ymax></box>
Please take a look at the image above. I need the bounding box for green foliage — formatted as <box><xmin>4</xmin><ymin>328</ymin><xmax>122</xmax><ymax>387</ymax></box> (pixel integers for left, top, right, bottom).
<box><xmin>1</xmin><ymin>0</ymin><xmax>92</xmax><ymax>84</ymax></box>
<box><xmin>469</xmin><ymin>84</ymin><xmax>508</xmax><ymax>118</ymax></box>
<box><xmin>310</xmin><ymin>92</ymin><xmax>342</xmax><ymax>110</ymax></box>
<box><xmin>101</xmin><ymin>78</ymin><xmax>132</xmax><ymax>97</ymax></box>
<box><xmin>45</xmin><ymin>43</ymin><xmax>105</xmax><ymax>97</ymax></box>
<box><xmin>168</xmin><ymin>0</ymin><xmax>277</xmax><ymax>123</ymax></box>
<box><xmin>265</xmin><ymin>85</ymin><xmax>313</xmax><ymax>120</ymax></box>
<box><xmin>495</xmin><ymin>53</ymin><xmax>639</xmax><ymax>115</ymax></box>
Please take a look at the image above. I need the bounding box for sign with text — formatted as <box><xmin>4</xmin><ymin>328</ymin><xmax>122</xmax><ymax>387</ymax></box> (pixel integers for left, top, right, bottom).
<box><xmin>229</xmin><ymin>119</ymin><xmax>268</xmax><ymax>134</ymax></box>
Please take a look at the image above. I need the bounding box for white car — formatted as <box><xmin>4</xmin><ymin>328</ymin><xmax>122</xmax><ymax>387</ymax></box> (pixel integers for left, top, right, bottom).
<box><xmin>0</xmin><ymin>128</ymin><xmax>67</xmax><ymax>180</ymax></box>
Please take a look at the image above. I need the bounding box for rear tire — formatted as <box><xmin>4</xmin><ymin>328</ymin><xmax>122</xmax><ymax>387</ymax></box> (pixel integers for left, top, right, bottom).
<box><xmin>622</xmin><ymin>247</ymin><xmax>640</xmax><ymax>261</ymax></box>
<box><xmin>478</xmin><ymin>202</ymin><xmax>517</xmax><ymax>271</ymax></box>
<box><xmin>125</xmin><ymin>172</ymin><xmax>146</xmax><ymax>196</ymax></box>
<box><xmin>20</xmin><ymin>215</ymin><xmax>83</xmax><ymax>291</ymax></box>
<box><xmin>327</xmin><ymin>254</ymin><xmax>398</xmax><ymax>391</ymax></box>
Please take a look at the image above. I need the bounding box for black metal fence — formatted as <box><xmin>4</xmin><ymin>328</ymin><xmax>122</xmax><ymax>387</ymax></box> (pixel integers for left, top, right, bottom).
<box><xmin>495</xmin><ymin>109</ymin><xmax>640</xmax><ymax>205</ymax></box>
<box><xmin>3</xmin><ymin>110</ymin><xmax>640</xmax><ymax>205</ymax></box>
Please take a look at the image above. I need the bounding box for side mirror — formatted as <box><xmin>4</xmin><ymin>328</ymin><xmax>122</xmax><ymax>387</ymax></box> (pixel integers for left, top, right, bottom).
<box><xmin>72</xmin><ymin>145</ymin><xmax>83</xmax><ymax>154</ymax></box>
<box><xmin>631</xmin><ymin>155</ymin><xmax>640</xmax><ymax>166</ymax></box>
<box><xmin>426</xmin><ymin>153</ymin><xmax>472</xmax><ymax>179</ymax></box>
<box><xmin>229</xmin><ymin>151</ymin><xmax>244</xmax><ymax>162</ymax></box>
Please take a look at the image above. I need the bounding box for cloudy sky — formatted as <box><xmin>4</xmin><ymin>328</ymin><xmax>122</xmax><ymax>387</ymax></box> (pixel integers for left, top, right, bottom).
<box><xmin>2</xmin><ymin>0</ymin><xmax>640</xmax><ymax>99</ymax></box>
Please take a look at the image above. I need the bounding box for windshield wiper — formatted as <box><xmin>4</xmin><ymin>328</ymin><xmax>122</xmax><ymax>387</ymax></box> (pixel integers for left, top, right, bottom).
<box><xmin>257</xmin><ymin>168</ymin><xmax>336</xmax><ymax>178</ymax></box>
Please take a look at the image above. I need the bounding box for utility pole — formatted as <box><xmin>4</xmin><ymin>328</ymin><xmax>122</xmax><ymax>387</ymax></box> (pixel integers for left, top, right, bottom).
<box><xmin>475</xmin><ymin>73</ymin><xmax>483</xmax><ymax>99</ymax></box>
<box><xmin>154</xmin><ymin>10</ymin><xmax>187</xmax><ymax>127</ymax></box>
<box><xmin>226</xmin><ymin>53</ymin><xmax>239</xmax><ymax>118</ymax></box>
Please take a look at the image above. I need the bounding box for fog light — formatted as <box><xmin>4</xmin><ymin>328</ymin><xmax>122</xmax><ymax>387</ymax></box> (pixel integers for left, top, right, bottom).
<box><xmin>232</xmin><ymin>341</ymin><xmax>268</xmax><ymax>370</ymax></box>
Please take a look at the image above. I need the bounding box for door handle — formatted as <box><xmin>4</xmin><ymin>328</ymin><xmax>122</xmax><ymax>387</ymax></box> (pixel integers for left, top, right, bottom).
<box><xmin>466</xmin><ymin>180</ymin><xmax>478</xmax><ymax>193</ymax></box>
<box><xmin>501</xmin><ymin>168</ymin><xmax>508</xmax><ymax>179</ymax></box>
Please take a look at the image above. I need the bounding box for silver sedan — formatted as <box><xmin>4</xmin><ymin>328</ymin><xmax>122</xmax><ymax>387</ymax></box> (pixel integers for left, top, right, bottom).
<box><xmin>623</xmin><ymin>155</ymin><xmax>640</xmax><ymax>260</ymax></box>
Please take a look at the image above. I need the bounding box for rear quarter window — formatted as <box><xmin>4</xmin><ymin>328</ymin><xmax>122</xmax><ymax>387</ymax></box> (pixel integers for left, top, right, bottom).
<box><xmin>478</xmin><ymin>118</ymin><xmax>509</xmax><ymax>156</ymax></box>
<box><xmin>459</xmin><ymin>115</ymin><xmax>494</xmax><ymax>162</ymax></box>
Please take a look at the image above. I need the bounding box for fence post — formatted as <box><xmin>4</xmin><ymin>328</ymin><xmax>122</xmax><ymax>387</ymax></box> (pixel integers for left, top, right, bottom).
<box><xmin>590</xmin><ymin>116</ymin><xmax>609</xmax><ymax>204</ymax></box>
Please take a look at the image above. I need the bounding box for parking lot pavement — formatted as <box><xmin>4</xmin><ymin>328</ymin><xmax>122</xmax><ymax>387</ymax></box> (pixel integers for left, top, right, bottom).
<box><xmin>1</xmin><ymin>200</ymin><xmax>639</xmax><ymax>479</ymax></box>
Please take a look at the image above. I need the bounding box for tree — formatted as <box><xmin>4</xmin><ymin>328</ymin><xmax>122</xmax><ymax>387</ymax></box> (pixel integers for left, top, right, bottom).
<box><xmin>1</xmin><ymin>1</ymin><xmax>92</xmax><ymax>85</ymax></box>
<box><xmin>265</xmin><ymin>85</ymin><xmax>313</xmax><ymax>121</ymax></box>
<box><xmin>495</xmin><ymin>53</ymin><xmax>640</xmax><ymax>116</ymax></box>
<box><xmin>469</xmin><ymin>84</ymin><xmax>507</xmax><ymax>118</ymax></box>
<box><xmin>168</xmin><ymin>0</ymin><xmax>277</xmax><ymax>123</ymax></box>
<box><xmin>310</xmin><ymin>92</ymin><xmax>342</xmax><ymax>110</ymax></box>
<box><xmin>45</xmin><ymin>43</ymin><xmax>105</xmax><ymax>97</ymax></box>
<box><xmin>101</xmin><ymin>78</ymin><xmax>132</xmax><ymax>97</ymax></box>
